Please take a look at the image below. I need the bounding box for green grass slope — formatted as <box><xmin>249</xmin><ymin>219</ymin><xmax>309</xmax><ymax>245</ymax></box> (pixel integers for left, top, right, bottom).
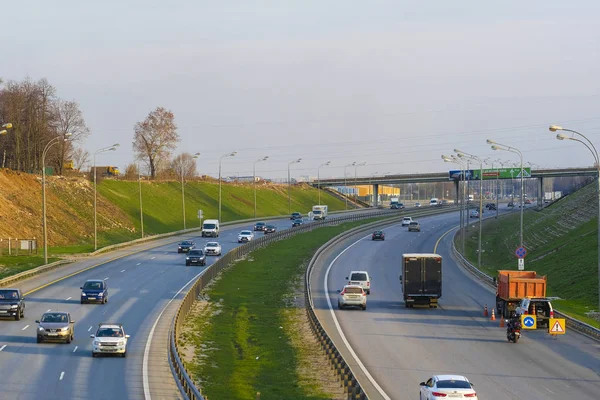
<box><xmin>460</xmin><ymin>183</ymin><xmax>599</xmax><ymax>326</ymax></box>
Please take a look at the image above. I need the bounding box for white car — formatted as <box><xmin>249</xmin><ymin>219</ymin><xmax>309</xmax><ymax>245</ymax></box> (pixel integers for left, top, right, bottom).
<box><xmin>345</xmin><ymin>270</ymin><xmax>372</xmax><ymax>295</ymax></box>
<box><xmin>419</xmin><ymin>375</ymin><xmax>478</xmax><ymax>399</ymax></box>
<box><xmin>91</xmin><ymin>323</ymin><xmax>130</xmax><ymax>357</ymax></box>
<box><xmin>237</xmin><ymin>230</ymin><xmax>254</xmax><ymax>243</ymax></box>
<box><xmin>402</xmin><ymin>217</ymin><xmax>413</xmax><ymax>226</ymax></box>
<box><xmin>204</xmin><ymin>241</ymin><xmax>222</xmax><ymax>256</ymax></box>
<box><xmin>415</xmin><ymin>202</ymin><xmax>422</xmax><ymax>207</ymax></box>
<box><xmin>337</xmin><ymin>285</ymin><xmax>367</xmax><ymax>310</ymax></box>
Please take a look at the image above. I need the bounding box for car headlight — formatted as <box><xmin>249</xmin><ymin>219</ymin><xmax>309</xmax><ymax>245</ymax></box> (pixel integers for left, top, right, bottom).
<box><xmin>38</xmin><ymin>327</ymin><xmax>45</xmax><ymax>331</ymax></box>
<box><xmin>118</xmin><ymin>340</ymin><xmax>126</xmax><ymax>346</ymax></box>
<box><xmin>186</xmin><ymin>257</ymin><xmax>190</xmax><ymax>260</ymax></box>
<box><xmin>98</xmin><ymin>293</ymin><xmax>103</xmax><ymax>296</ymax></box>
<box><xmin>61</xmin><ymin>326</ymin><xmax>70</xmax><ymax>331</ymax></box>
<box><xmin>81</xmin><ymin>293</ymin><xmax>87</xmax><ymax>296</ymax></box>
<box><xmin>10</xmin><ymin>304</ymin><xmax>18</xmax><ymax>309</ymax></box>
<box><xmin>93</xmin><ymin>340</ymin><xmax>100</xmax><ymax>346</ymax></box>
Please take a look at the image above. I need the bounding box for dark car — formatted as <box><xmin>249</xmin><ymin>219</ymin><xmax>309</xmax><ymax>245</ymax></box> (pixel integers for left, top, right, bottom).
<box><xmin>485</xmin><ymin>203</ymin><xmax>494</xmax><ymax>209</ymax></box>
<box><xmin>290</xmin><ymin>212</ymin><xmax>302</xmax><ymax>220</ymax></box>
<box><xmin>292</xmin><ymin>218</ymin><xmax>304</xmax><ymax>227</ymax></box>
<box><xmin>391</xmin><ymin>204</ymin><xmax>399</xmax><ymax>209</ymax></box>
<box><xmin>186</xmin><ymin>249</ymin><xmax>207</xmax><ymax>266</ymax></box>
<box><xmin>264</xmin><ymin>225</ymin><xmax>277</xmax><ymax>234</ymax></box>
<box><xmin>398</xmin><ymin>203</ymin><xmax>405</xmax><ymax>209</ymax></box>
<box><xmin>488</xmin><ymin>203</ymin><xmax>497</xmax><ymax>211</ymax></box>
<box><xmin>36</xmin><ymin>311</ymin><xmax>75</xmax><ymax>344</ymax></box>
<box><xmin>80</xmin><ymin>280</ymin><xmax>108</xmax><ymax>304</ymax></box>
<box><xmin>254</xmin><ymin>222</ymin><xmax>267</xmax><ymax>231</ymax></box>
<box><xmin>0</xmin><ymin>288</ymin><xmax>25</xmax><ymax>320</ymax></box>
<box><xmin>372</xmin><ymin>230</ymin><xmax>385</xmax><ymax>240</ymax></box>
<box><xmin>177</xmin><ymin>240</ymin><xmax>195</xmax><ymax>253</ymax></box>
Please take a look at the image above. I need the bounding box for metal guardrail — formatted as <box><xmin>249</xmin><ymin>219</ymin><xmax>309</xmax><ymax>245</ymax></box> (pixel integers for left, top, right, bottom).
<box><xmin>0</xmin><ymin>260</ymin><xmax>72</xmax><ymax>288</ymax></box>
<box><xmin>451</xmin><ymin>232</ymin><xmax>600</xmax><ymax>341</ymax></box>
<box><xmin>169</xmin><ymin>206</ymin><xmax>456</xmax><ymax>399</ymax></box>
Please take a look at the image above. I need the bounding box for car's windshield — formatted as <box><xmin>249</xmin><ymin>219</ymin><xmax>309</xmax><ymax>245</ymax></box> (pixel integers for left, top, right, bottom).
<box><xmin>206</xmin><ymin>243</ymin><xmax>218</xmax><ymax>247</ymax></box>
<box><xmin>240</xmin><ymin>231</ymin><xmax>252</xmax><ymax>235</ymax></box>
<box><xmin>0</xmin><ymin>289</ymin><xmax>19</xmax><ymax>299</ymax></box>
<box><xmin>189</xmin><ymin>250</ymin><xmax>203</xmax><ymax>256</ymax></box>
<box><xmin>256</xmin><ymin>222</ymin><xmax>265</xmax><ymax>226</ymax></box>
<box><xmin>436</xmin><ymin>380</ymin><xmax>471</xmax><ymax>389</ymax></box>
<box><xmin>41</xmin><ymin>313</ymin><xmax>68</xmax><ymax>323</ymax></box>
<box><xmin>203</xmin><ymin>224</ymin><xmax>216</xmax><ymax>229</ymax></box>
<box><xmin>313</xmin><ymin>210</ymin><xmax>322</xmax><ymax>214</ymax></box>
<box><xmin>181</xmin><ymin>241</ymin><xmax>193</xmax><ymax>245</ymax></box>
<box><xmin>83</xmin><ymin>281</ymin><xmax>103</xmax><ymax>290</ymax></box>
<box><xmin>344</xmin><ymin>287</ymin><xmax>363</xmax><ymax>294</ymax></box>
<box><xmin>96</xmin><ymin>327</ymin><xmax>124</xmax><ymax>337</ymax></box>
<box><xmin>350</xmin><ymin>273</ymin><xmax>368</xmax><ymax>281</ymax></box>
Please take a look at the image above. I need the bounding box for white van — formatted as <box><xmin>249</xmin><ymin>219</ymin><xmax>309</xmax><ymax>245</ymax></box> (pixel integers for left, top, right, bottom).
<box><xmin>429</xmin><ymin>198</ymin><xmax>439</xmax><ymax>206</ymax></box>
<box><xmin>201</xmin><ymin>219</ymin><xmax>220</xmax><ymax>237</ymax></box>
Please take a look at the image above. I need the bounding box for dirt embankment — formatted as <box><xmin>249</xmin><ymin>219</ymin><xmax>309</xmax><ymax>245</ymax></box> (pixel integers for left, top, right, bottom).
<box><xmin>0</xmin><ymin>169</ymin><xmax>133</xmax><ymax>245</ymax></box>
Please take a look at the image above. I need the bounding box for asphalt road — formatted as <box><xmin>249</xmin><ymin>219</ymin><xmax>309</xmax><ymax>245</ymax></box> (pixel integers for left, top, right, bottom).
<box><xmin>311</xmin><ymin>208</ymin><xmax>600</xmax><ymax>400</ymax></box>
<box><xmin>0</xmin><ymin>216</ymin><xmax>311</xmax><ymax>400</ymax></box>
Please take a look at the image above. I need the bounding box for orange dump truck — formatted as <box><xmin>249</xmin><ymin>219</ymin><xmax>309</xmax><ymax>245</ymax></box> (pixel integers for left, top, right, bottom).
<box><xmin>495</xmin><ymin>270</ymin><xmax>547</xmax><ymax>318</ymax></box>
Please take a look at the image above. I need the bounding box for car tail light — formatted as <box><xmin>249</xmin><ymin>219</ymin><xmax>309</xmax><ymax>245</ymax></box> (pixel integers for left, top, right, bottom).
<box><xmin>340</xmin><ymin>290</ymin><xmax>346</xmax><ymax>295</ymax></box>
<box><xmin>367</xmin><ymin>282</ymin><xmax>370</xmax><ymax>286</ymax></box>
<box><xmin>464</xmin><ymin>393</ymin><xmax>477</xmax><ymax>398</ymax></box>
<box><xmin>550</xmin><ymin>311</ymin><xmax>554</xmax><ymax>318</ymax></box>
<box><xmin>431</xmin><ymin>392</ymin><xmax>447</xmax><ymax>397</ymax></box>
<box><xmin>362</xmin><ymin>291</ymin><xmax>367</xmax><ymax>297</ymax></box>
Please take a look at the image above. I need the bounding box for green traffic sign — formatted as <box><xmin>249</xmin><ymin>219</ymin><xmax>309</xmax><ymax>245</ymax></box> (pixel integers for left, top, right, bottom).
<box><xmin>472</xmin><ymin>167</ymin><xmax>531</xmax><ymax>180</ymax></box>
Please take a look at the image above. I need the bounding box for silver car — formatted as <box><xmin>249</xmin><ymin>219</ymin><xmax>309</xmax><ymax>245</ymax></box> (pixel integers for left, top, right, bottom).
<box><xmin>204</xmin><ymin>241</ymin><xmax>222</xmax><ymax>256</ymax></box>
<box><xmin>91</xmin><ymin>323</ymin><xmax>130</xmax><ymax>357</ymax></box>
<box><xmin>338</xmin><ymin>285</ymin><xmax>367</xmax><ymax>310</ymax></box>
<box><xmin>36</xmin><ymin>312</ymin><xmax>75</xmax><ymax>344</ymax></box>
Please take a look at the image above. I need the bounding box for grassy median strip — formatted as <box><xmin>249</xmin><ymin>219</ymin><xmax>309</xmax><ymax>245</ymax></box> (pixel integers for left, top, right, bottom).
<box><xmin>178</xmin><ymin>217</ymin><xmax>386</xmax><ymax>400</ymax></box>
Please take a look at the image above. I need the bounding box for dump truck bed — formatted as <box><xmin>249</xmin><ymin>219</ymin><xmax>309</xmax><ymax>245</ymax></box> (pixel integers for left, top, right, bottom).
<box><xmin>497</xmin><ymin>270</ymin><xmax>547</xmax><ymax>300</ymax></box>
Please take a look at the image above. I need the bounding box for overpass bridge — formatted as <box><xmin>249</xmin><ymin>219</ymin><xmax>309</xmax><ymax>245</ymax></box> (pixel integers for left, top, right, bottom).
<box><xmin>313</xmin><ymin>167</ymin><xmax>598</xmax><ymax>207</ymax></box>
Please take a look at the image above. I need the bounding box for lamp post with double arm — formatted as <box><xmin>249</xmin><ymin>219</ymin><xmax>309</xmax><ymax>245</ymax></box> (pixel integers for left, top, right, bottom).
<box><xmin>317</xmin><ymin>161</ymin><xmax>331</xmax><ymax>205</ymax></box>
<box><xmin>180</xmin><ymin>152</ymin><xmax>200</xmax><ymax>230</ymax></box>
<box><xmin>344</xmin><ymin>162</ymin><xmax>356</xmax><ymax>210</ymax></box>
<box><xmin>218</xmin><ymin>151</ymin><xmax>237</xmax><ymax>222</ymax></box>
<box><xmin>288</xmin><ymin>158</ymin><xmax>302</xmax><ymax>213</ymax></box>
<box><xmin>253</xmin><ymin>156</ymin><xmax>269</xmax><ymax>218</ymax></box>
<box><xmin>93</xmin><ymin>143</ymin><xmax>120</xmax><ymax>251</ymax></box>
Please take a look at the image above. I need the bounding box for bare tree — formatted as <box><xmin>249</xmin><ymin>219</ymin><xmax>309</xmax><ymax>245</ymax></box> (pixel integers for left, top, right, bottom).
<box><xmin>52</xmin><ymin>99</ymin><xmax>90</xmax><ymax>175</ymax></box>
<box><xmin>172</xmin><ymin>152</ymin><xmax>198</xmax><ymax>179</ymax></box>
<box><xmin>71</xmin><ymin>147</ymin><xmax>90</xmax><ymax>171</ymax></box>
<box><xmin>132</xmin><ymin>107</ymin><xmax>179</xmax><ymax>179</ymax></box>
<box><xmin>124</xmin><ymin>163</ymin><xmax>139</xmax><ymax>180</ymax></box>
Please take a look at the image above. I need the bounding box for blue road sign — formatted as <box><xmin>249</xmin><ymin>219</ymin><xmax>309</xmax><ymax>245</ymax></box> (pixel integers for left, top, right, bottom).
<box><xmin>448</xmin><ymin>170</ymin><xmax>474</xmax><ymax>181</ymax></box>
<box><xmin>515</xmin><ymin>246</ymin><xmax>527</xmax><ymax>259</ymax></box>
<box><xmin>522</xmin><ymin>316</ymin><xmax>536</xmax><ymax>328</ymax></box>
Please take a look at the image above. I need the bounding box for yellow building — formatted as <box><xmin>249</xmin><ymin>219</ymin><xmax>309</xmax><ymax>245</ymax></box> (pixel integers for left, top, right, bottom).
<box><xmin>355</xmin><ymin>185</ymin><xmax>399</xmax><ymax>196</ymax></box>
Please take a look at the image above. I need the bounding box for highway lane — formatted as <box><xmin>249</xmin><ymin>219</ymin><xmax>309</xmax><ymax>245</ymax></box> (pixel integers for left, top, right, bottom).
<box><xmin>0</xmin><ymin>216</ymin><xmax>309</xmax><ymax>400</ymax></box>
<box><xmin>311</xmin><ymin>209</ymin><xmax>600</xmax><ymax>400</ymax></box>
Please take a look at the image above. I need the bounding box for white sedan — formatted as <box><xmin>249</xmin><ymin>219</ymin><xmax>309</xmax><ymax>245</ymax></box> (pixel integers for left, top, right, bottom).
<box><xmin>337</xmin><ymin>285</ymin><xmax>367</xmax><ymax>310</ymax></box>
<box><xmin>420</xmin><ymin>375</ymin><xmax>477</xmax><ymax>399</ymax></box>
<box><xmin>203</xmin><ymin>242</ymin><xmax>222</xmax><ymax>256</ymax></box>
<box><xmin>238</xmin><ymin>230</ymin><xmax>254</xmax><ymax>243</ymax></box>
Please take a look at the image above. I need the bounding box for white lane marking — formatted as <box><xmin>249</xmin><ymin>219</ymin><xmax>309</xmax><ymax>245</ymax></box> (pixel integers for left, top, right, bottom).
<box><xmin>88</xmin><ymin>326</ymin><xmax>93</xmax><ymax>332</ymax></box>
<box><xmin>0</xmin><ymin>345</ymin><xmax>6</xmax><ymax>352</ymax></box>
<box><xmin>161</xmin><ymin>270</ymin><xmax>165</xmax><ymax>273</ymax></box>
<box><xmin>136</xmin><ymin>263</ymin><xmax>141</xmax><ymax>266</ymax></box>
<box><xmin>324</xmin><ymin>233</ymin><xmax>392</xmax><ymax>400</ymax></box>
<box><xmin>102</xmin><ymin>310</ymin><xmax>108</xmax><ymax>315</ymax></box>
<box><xmin>104</xmin><ymin>277</ymin><xmax>109</xmax><ymax>280</ymax></box>
<box><xmin>47</xmin><ymin>309</ymin><xmax>51</xmax><ymax>312</ymax></box>
<box><xmin>143</xmin><ymin>270</ymin><xmax>205</xmax><ymax>400</ymax></box>
<box><xmin>164</xmin><ymin>252</ymin><xmax>169</xmax><ymax>255</ymax></box>
<box><xmin>543</xmin><ymin>387</ymin><xmax>556</xmax><ymax>394</ymax></box>
<box><xmin>22</xmin><ymin>325</ymin><xmax>30</xmax><ymax>331</ymax></box>
<box><xmin>59</xmin><ymin>372</ymin><xmax>65</xmax><ymax>381</ymax></box>
<box><xmin>151</xmin><ymin>256</ymin><xmax>156</xmax><ymax>260</ymax></box>
<box><xmin>73</xmin><ymin>346</ymin><xmax>78</xmax><ymax>353</ymax></box>
<box><xmin>121</xmin><ymin>269</ymin><xmax>126</xmax><ymax>273</ymax></box>
<box><xmin>65</xmin><ymin>297</ymin><xmax>72</xmax><ymax>301</ymax></box>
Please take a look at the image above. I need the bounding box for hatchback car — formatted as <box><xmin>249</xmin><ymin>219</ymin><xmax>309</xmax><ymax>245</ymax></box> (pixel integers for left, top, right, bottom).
<box><xmin>177</xmin><ymin>240</ymin><xmax>195</xmax><ymax>253</ymax></box>
<box><xmin>186</xmin><ymin>249</ymin><xmax>207</xmax><ymax>266</ymax></box>
<box><xmin>91</xmin><ymin>323</ymin><xmax>130</xmax><ymax>357</ymax></box>
<box><xmin>80</xmin><ymin>280</ymin><xmax>108</xmax><ymax>304</ymax></box>
<box><xmin>290</xmin><ymin>212</ymin><xmax>302</xmax><ymax>220</ymax></box>
<box><xmin>238</xmin><ymin>230</ymin><xmax>254</xmax><ymax>243</ymax></box>
<box><xmin>36</xmin><ymin>312</ymin><xmax>75</xmax><ymax>344</ymax></box>
<box><xmin>419</xmin><ymin>375</ymin><xmax>477</xmax><ymax>399</ymax></box>
<box><xmin>401</xmin><ymin>217</ymin><xmax>413</xmax><ymax>226</ymax></box>
<box><xmin>292</xmin><ymin>218</ymin><xmax>304</xmax><ymax>227</ymax></box>
<box><xmin>204</xmin><ymin>242</ymin><xmax>222</xmax><ymax>256</ymax></box>
<box><xmin>469</xmin><ymin>209</ymin><xmax>479</xmax><ymax>218</ymax></box>
<box><xmin>264</xmin><ymin>225</ymin><xmax>277</xmax><ymax>234</ymax></box>
<box><xmin>253</xmin><ymin>222</ymin><xmax>266</xmax><ymax>231</ymax></box>
<box><xmin>372</xmin><ymin>230</ymin><xmax>385</xmax><ymax>240</ymax></box>
<box><xmin>337</xmin><ymin>285</ymin><xmax>367</xmax><ymax>310</ymax></box>
<box><xmin>408</xmin><ymin>221</ymin><xmax>421</xmax><ymax>232</ymax></box>
<box><xmin>346</xmin><ymin>270</ymin><xmax>372</xmax><ymax>295</ymax></box>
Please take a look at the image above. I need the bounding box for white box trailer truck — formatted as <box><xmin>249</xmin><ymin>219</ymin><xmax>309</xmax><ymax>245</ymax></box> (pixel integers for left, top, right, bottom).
<box><xmin>312</xmin><ymin>205</ymin><xmax>328</xmax><ymax>220</ymax></box>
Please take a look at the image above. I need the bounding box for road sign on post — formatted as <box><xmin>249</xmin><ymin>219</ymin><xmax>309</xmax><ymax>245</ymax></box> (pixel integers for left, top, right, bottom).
<box><xmin>515</xmin><ymin>246</ymin><xmax>527</xmax><ymax>258</ymax></box>
<box><xmin>197</xmin><ymin>209</ymin><xmax>203</xmax><ymax>219</ymax></box>
<box><xmin>548</xmin><ymin>318</ymin><xmax>566</xmax><ymax>335</ymax></box>
<box><xmin>518</xmin><ymin>258</ymin><xmax>524</xmax><ymax>271</ymax></box>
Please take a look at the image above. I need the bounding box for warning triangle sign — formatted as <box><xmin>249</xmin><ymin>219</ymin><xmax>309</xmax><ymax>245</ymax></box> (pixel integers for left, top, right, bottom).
<box><xmin>551</xmin><ymin>321</ymin><xmax>564</xmax><ymax>333</ymax></box>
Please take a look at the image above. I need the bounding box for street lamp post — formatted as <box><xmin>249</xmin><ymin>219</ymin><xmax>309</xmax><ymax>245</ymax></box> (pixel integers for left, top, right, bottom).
<box><xmin>549</xmin><ymin>125</ymin><xmax>600</xmax><ymax>315</ymax></box>
<box><xmin>288</xmin><ymin>158</ymin><xmax>302</xmax><ymax>213</ymax></box>
<box><xmin>180</xmin><ymin>152</ymin><xmax>200</xmax><ymax>230</ymax></box>
<box><xmin>317</xmin><ymin>161</ymin><xmax>331</xmax><ymax>205</ymax></box>
<box><xmin>455</xmin><ymin>149</ymin><xmax>484</xmax><ymax>269</ymax></box>
<box><xmin>218</xmin><ymin>151</ymin><xmax>237</xmax><ymax>222</ymax></box>
<box><xmin>42</xmin><ymin>133</ymin><xmax>72</xmax><ymax>264</ymax></box>
<box><xmin>354</xmin><ymin>162</ymin><xmax>366</xmax><ymax>204</ymax></box>
<box><xmin>137</xmin><ymin>162</ymin><xmax>144</xmax><ymax>238</ymax></box>
<box><xmin>253</xmin><ymin>156</ymin><xmax>269</xmax><ymax>218</ymax></box>
<box><xmin>93</xmin><ymin>143</ymin><xmax>120</xmax><ymax>251</ymax></box>
<box><xmin>344</xmin><ymin>162</ymin><xmax>356</xmax><ymax>210</ymax></box>
<box><xmin>487</xmin><ymin>140</ymin><xmax>525</xmax><ymax>250</ymax></box>
<box><xmin>444</xmin><ymin>155</ymin><xmax>467</xmax><ymax>253</ymax></box>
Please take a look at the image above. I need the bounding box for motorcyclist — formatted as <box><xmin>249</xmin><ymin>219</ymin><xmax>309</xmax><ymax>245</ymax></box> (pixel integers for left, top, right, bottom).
<box><xmin>506</xmin><ymin>312</ymin><xmax>521</xmax><ymax>333</ymax></box>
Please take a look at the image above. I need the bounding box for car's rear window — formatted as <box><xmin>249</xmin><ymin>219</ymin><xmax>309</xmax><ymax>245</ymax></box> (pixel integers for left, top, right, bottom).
<box><xmin>403</xmin><ymin>218</ymin><xmax>410</xmax><ymax>221</ymax></box>
<box><xmin>350</xmin><ymin>273</ymin><xmax>368</xmax><ymax>281</ymax></box>
<box><xmin>437</xmin><ymin>380</ymin><xmax>471</xmax><ymax>389</ymax></box>
<box><xmin>410</xmin><ymin>222</ymin><xmax>418</xmax><ymax>225</ymax></box>
<box><xmin>344</xmin><ymin>287</ymin><xmax>363</xmax><ymax>294</ymax></box>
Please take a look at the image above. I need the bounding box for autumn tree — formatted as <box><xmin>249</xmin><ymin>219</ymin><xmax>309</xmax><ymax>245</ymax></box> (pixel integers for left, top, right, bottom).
<box><xmin>132</xmin><ymin>107</ymin><xmax>179</xmax><ymax>179</ymax></box>
<box><xmin>71</xmin><ymin>146</ymin><xmax>90</xmax><ymax>171</ymax></box>
<box><xmin>171</xmin><ymin>152</ymin><xmax>199</xmax><ymax>179</ymax></box>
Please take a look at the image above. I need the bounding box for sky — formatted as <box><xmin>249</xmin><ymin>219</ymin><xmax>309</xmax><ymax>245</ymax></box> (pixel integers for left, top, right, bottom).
<box><xmin>2</xmin><ymin>1</ymin><xmax>600</xmax><ymax>180</ymax></box>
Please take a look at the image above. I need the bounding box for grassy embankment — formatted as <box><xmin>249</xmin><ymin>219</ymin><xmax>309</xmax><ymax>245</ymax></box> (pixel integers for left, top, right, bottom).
<box><xmin>178</xmin><ymin>217</ymin><xmax>386</xmax><ymax>400</ymax></box>
<box><xmin>460</xmin><ymin>182</ymin><xmax>600</xmax><ymax>327</ymax></box>
<box><xmin>0</xmin><ymin>176</ymin><xmax>348</xmax><ymax>278</ymax></box>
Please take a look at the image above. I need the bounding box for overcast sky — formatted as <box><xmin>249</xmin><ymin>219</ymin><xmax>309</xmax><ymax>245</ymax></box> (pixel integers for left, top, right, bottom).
<box><xmin>3</xmin><ymin>1</ymin><xmax>600</xmax><ymax>179</ymax></box>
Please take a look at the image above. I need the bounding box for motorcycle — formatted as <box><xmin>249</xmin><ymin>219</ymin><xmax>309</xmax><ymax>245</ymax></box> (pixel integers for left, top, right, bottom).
<box><xmin>506</xmin><ymin>319</ymin><xmax>522</xmax><ymax>343</ymax></box>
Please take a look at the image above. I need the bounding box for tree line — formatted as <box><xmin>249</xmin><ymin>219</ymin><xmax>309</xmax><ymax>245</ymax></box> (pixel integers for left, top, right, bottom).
<box><xmin>0</xmin><ymin>77</ymin><xmax>196</xmax><ymax>180</ymax></box>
